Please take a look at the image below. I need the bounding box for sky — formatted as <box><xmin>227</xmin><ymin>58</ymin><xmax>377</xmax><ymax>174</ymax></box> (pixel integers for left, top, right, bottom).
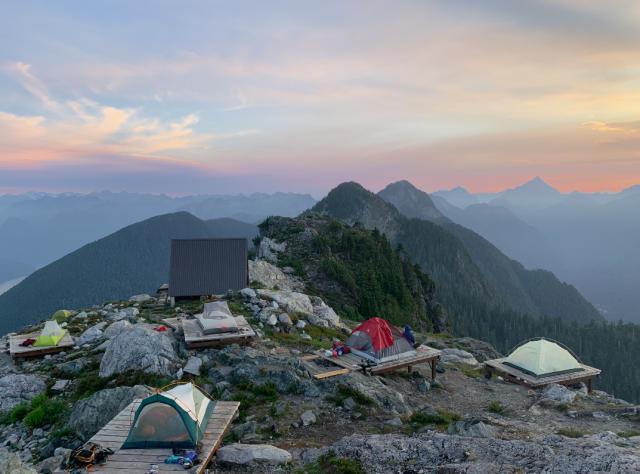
<box><xmin>1</xmin><ymin>0</ymin><xmax>639</xmax><ymax>195</ymax></box>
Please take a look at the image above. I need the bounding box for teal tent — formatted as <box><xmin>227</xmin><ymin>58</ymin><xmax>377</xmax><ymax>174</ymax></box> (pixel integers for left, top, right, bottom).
<box><xmin>503</xmin><ymin>338</ymin><xmax>584</xmax><ymax>378</ymax></box>
<box><xmin>122</xmin><ymin>383</ymin><xmax>214</xmax><ymax>449</ymax></box>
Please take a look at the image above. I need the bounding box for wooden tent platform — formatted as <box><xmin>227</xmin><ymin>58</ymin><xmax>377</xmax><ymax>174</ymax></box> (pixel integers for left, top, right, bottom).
<box><xmin>87</xmin><ymin>399</ymin><xmax>240</xmax><ymax>473</ymax></box>
<box><xmin>484</xmin><ymin>358</ymin><xmax>601</xmax><ymax>392</ymax></box>
<box><xmin>300</xmin><ymin>345</ymin><xmax>442</xmax><ymax>380</ymax></box>
<box><xmin>9</xmin><ymin>332</ymin><xmax>74</xmax><ymax>358</ymax></box>
<box><xmin>162</xmin><ymin>316</ymin><xmax>256</xmax><ymax>349</ymax></box>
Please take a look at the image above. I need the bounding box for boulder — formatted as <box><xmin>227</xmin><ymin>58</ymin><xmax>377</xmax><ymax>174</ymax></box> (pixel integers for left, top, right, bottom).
<box><xmin>267</xmin><ymin>314</ymin><xmax>278</xmax><ymax>326</ymax></box>
<box><xmin>240</xmin><ymin>287</ymin><xmax>257</xmax><ymax>299</ymax></box>
<box><xmin>51</xmin><ymin>379</ymin><xmax>70</xmax><ymax>393</ymax></box>
<box><xmin>129</xmin><ymin>294</ymin><xmax>153</xmax><ymax>303</ymax></box>
<box><xmin>58</xmin><ymin>357</ymin><xmax>91</xmax><ymax>375</ymax></box>
<box><xmin>296</xmin><ymin>320</ymin><xmax>307</xmax><ymax>330</ymax></box>
<box><xmin>440</xmin><ymin>348</ymin><xmax>479</xmax><ymax>366</ymax></box>
<box><xmin>103</xmin><ymin>320</ymin><xmax>132</xmax><ymax>339</ymax></box>
<box><xmin>99</xmin><ymin>326</ymin><xmax>179</xmax><ymax>378</ymax></box>
<box><xmin>541</xmin><ymin>384</ymin><xmax>577</xmax><ymax>404</ymax></box>
<box><xmin>217</xmin><ymin>443</ymin><xmax>291</xmax><ymax>466</ymax></box>
<box><xmin>68</xmin><ymin>385</ymin><xmax>152</xmax><ymax>440</ymax></box>
<box><xmin>0</xmin><ymin>374</ymin><xmax>46</xmax><ymax>412</ymax></box>
<box><xmin>278</xmin><ymin>313</ymin><xmax>293</xmax><ymax>326</ymax></box>
<box><xmin>76</xmin><ymin>323</ymin><xmax>106</xmax><ymax>346</ymax></box>
<box><xmin>344</xmin><ymin>372</ymin><xmax>410</xmax><ymax>415</ymax></box>
<box><xmin>310</xmin><ymin>298</ymin><xmax>341</xmax><ymax>327</ymax></box>
<box><xmin>256</xmin><ymin>289</ymin><xmax>313</xmax><ymax>314</ymax></box>
<box><xmin>300</xmin><ymin>410</ymin><xmax>317</xmax><ymax>426</ymax></box>
<box><xmin>183</xmin><ymin>356</ymin><xmax>203</xmax><ymax>376</ymax></box>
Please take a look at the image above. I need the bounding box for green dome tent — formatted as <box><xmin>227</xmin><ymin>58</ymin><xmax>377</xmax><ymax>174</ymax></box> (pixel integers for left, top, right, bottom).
<box><xmin>34</xmin><ymin>320</ymin><xmax>67</xmax><ymax>347</ymax></box>
<box><xmin>52</xmin><ymin>310</ymin><xmax>72</xmax><ymax>323</ymax></box>
<box><xmin>503</xmin><ymin>338</ymin><xmax>583</xmax><ymax>378</ymax></box>
<box><xmin>122</xmin><ymin>383</ymin><xmax>214</xmax><ymax>449</ymax></box>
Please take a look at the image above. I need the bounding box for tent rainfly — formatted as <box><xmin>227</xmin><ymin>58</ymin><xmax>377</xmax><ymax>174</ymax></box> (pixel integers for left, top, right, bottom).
<box><xmin>346</xmin><ymin>317</ymin><xmax>416</xmax><ymax>364</ymax></box>
<box><xmin>122</xmin><ymin>383</ymin><xmax>214</xmax><ymax>449</ymax></box>
<box><xmin>34</xmin><ymin>320</ymin><xmax>67</xmax><ymax>347</ymax></box>
<box><xmin>503</xmin><ymin>338</ymin><xmax>584</xmax><ymax>378</ymax></box>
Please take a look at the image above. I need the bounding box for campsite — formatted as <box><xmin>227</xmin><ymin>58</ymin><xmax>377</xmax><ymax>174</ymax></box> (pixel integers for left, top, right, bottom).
<box><xmin>2</xmin><ymin>231</ymin><xmax>639</xmax><ymax>473</ymax></box>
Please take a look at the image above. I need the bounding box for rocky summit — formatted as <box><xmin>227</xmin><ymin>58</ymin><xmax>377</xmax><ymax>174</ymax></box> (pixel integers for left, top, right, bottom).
<box><xmin>0</xmin><ymin>254</ymin><xmax>639</xmax><ymax>473</ymax></box>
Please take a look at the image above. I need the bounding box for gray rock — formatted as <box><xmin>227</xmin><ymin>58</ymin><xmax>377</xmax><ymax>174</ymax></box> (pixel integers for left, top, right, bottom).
<box><xmin>0</xmin><ymin>447</ymin><xmax>37</xmax><ymax>473</ymax></box>
<box><xmin>103</xmin><ymin>320</ymin><xmax>132</xmax><ymax>339</ymax></box>
<box><xmin>343</xmin><ymin>372</ymin><xmax>410</xmax><ymax>415</ymax></box>
<box><xmin>232</xmin><ymin>421</ymin><xmax>257</xmax><ymax>441</ymax></box>
<box><xmin>256</xmin><ymin>289</ymin><xmax>314</xmax><ymax>314</ymax></box>
<box><xmin>257</xmin><ymin>238</ymin><xmax>286</xmax><ymax>263</ymax></box>
<box><xmin>447</xmin><ymin>418</ymin><xmax>497</xmax><ymax>438</ymax></box>
<box><xmin>343</xmin><ymin>397</ymin><xmax>357</xmax><ymax>411</ymax></box>
<box><xmin>296</xmin><ymin>320</ymin><xmax>307</xmax><ymax>330</ymax></box>
<box><xmin>541</xmin><ymin>383</ymin><xmax>577</xmax><ymax>404</ymax></box>
<box><xmin>278</xmin><ymin>313</ymin><xmax>293</xmax><ymax>326</ymax></box>
<box><xmin>117</xmin><ymin>307</ymin><xmax>139</xmax><ymax>321</ymax></box>
<box><xmin>183</xmin><ymin>356</ymin><xmax>203</xmax><ymax>376</ymax></box>
<box><xmin>248</xmin><ymin>260</ymin><xmax>303</xmax><ymax>291</ymax></box>
<box><xmin>240</xmin><ymin>287</ymin><xmax>257</xmax><ymax>299</ymax></box>
<box><xmin>310</xmin><ymin>299</ymin><xmax>341</xmax><ymax>327</ymax></box>
<box><xmin>0</xmin><ymin>374</ymin><xmax>46</xmax><ymax>412</ymax></box>
<box><xmin>300</xmin><ymin>410</ymin><xmax>316</xmax><ymax>426</ymax></box>
<box><xmin>307</xmin><ymin>431</ymin><xmax>640</xmax><ymax>473</ymax></box>
<box><xmin>217</xmin><ymin>443</ymin><xmax>291</xmax><ymax>465</ymax></box>
<box><xmin>51</xmin><ymin>379</ymin><xmax>70</xmax><ymax>393</ymax></box>
<box><xmin>417</xmin><ymin>378</ymin><xmax>430</xmax><ymax>393</ymax></box>
<box><xmin>267</xmin><ymin>314</ymin><xmax>278</xmax><ymax>326</ymax></box>
<box><xmin>68</xmin><ymin>385</ymin><xmax>152</xmax><ymax>440</ymax></box>
<box><xmin>440</xmin><ymin>348</ymin><xmax>479</xmax><ymax>366</ymax></box>
<box><xmin>76</xmin><ymin>323</ymin><xmax>105</xmax><ymax>346</ymax></box>
<box><xmin>99</xmin><ymin>326</ymin><xmax>179</xmax><ymax>378</ymax></box>
<box><xmin>73</xmin><ymin>311</ymin><xmax>88</xmax><ymax>320</ymax></box>
<box><xmin>129</xmin><ymin>294</ymin><xmax>153</xmax><ymax>303</ymax></box>
<box><xmin>58</xmin><ymin>356</ymin><xmax>91</xmax><ymax>375</ymax></box>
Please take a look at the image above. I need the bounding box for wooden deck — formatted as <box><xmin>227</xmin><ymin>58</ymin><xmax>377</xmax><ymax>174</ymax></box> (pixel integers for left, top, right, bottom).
<box><xmin>304</xmin><ymin>345</ymin><xmax>442</xmax><ymax>379</ymax></box>
<box><xmin>162</xmin><ymin>316</ymin><xmax>256</xmax><ymax>349</ymax></box>
<box><xmin>484</xmin><ymin>358</ymin><xmax>601</xmax><ymax>392</ymax></box>
<box><xmin>9</xmin><ymin>332</ymin><xmax>75</xmax><ymax>358</ymax></box>
<box><xmin>299</xmin><ymin>354</ymin><xmax>352</xmax><ymax>380</ymax></box>
<box><xmin>88</xmin><ymin>399</ymin><xmax>240</xmax><ymax>473</ymax></box>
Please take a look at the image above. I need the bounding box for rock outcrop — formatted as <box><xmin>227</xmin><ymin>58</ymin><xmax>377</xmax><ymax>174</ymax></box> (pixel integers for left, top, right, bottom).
<box><xmin>68</xmin><ymin>385</ymin><xmax>152</xmax><ymax>440</ymax></box>
<box><xmin>305</xmin><ymin>431</ymin><xmax>640</xmax><ymax>473</ymax></box>
<box><xmin>0</xmin><ymin>374</ymin><xmax>46</xmax><ymax>412</ymax></box>
<box><xmin>217</xmin><ymin>443</ymin><xmax>292</xmax><ymax>466</ymax></box>
<box><xmin>248</xmin><ymin>260</ymin><xmax>303</xmax><ymax>291</ymax></box>
<box><xmin>99</xmin><ymin>326</ymin><xmax>179</xmax><ymax>377</ymax></box>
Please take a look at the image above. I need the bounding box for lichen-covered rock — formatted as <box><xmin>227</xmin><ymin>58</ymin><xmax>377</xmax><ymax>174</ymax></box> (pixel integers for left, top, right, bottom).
<box><xmin>257</xmin><ymin>238</ymin><xmax>286</xmax><ymax>263</ymax></box>
<box><xmin>129</xmin><ymin>294</ymin><xmax>153</xmax><ymax>303</ymax></box>
<box><xmin>0</xmin><ymin>374</ymin><xmax>46</xmax><ymax>412</ymax></box>
<box><xmin>99</xmin><ymin>326</ymin><xmax>179</xmax><ymax>377</ymax></box>
<box><xmin>76</xmin><ymin>322</ymin><xmax>106</xmax><ymax>346</ymax></box>
<box><xmin>248</xmin><ymin>260</ymin><xmax>303</xmax><ymax>291</ymax></box>
<box><xmin>217</xmin><ymin>443</ymin><xmax>292</xmax><ymax>465</ymax></box>
<box><xmin>447</xmin><ymin>418</ymin><xmax>496</xmax><ymax>438</ymax></box>
<box><xmin>68</xmin><ymin>385</ymin><xmax>152</xmax><ymax>440</ymax></box>
<box><xmin>0</xmin><ymin>447</ymin><xmax>36</xmax><ymax>474</ymax></box>
<box><xmin>103</xmin><ymin>320</ymin><xmax>132</xmax><ymax>339</ymax></box>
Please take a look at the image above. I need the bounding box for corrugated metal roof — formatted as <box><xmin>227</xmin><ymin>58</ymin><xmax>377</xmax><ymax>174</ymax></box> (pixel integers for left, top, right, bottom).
<box><xmin>169</xmin><ymin>238</ymin><xmax>248</xmax><ymax>297</ymax></box>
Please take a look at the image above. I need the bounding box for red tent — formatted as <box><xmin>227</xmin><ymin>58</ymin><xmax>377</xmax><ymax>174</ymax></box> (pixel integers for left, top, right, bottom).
<box><xmin>347</xmin><ymin>317</ymin><xmax>416</xmax><ymax>363</ymax></box>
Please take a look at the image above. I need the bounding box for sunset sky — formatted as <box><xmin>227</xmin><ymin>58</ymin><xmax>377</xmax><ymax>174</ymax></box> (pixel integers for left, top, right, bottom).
<box><xmin>1</xmin><ymin>0</ymin><xmax>639</xmax><ymax>195</ymax></box>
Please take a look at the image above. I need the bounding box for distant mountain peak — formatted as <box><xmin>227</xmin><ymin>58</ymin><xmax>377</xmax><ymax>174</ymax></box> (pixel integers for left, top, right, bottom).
<box><xmin>378</xmin><ymin>180</ymin><xmax>444</xmax><ymax>222</ymax></box>
<box><xmin>514</xmin><ymin>176</ymin><xmax>560</xmax><ymax>194</ymax></box>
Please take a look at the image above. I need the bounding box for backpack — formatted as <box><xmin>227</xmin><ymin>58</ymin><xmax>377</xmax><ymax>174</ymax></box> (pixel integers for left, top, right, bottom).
<box><xmin>70</xmin><ymin>442</ymin><xmax>114</xmax><ymax>467</ymax></box>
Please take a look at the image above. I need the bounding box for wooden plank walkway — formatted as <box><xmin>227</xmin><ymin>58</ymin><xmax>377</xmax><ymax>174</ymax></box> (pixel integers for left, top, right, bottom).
<box><xmin>162</xmin><ymin>316</ymin><xmax>256</xmax><ymax>349</ymax></box>
<box><xmin>484</xmin><ymin>358</ymin><xmax>601</xmax><ymax>391</ymax></box>
<box><xmin>9</xmin><ymin>332</ymin><xmax>74</xmax><ymax>358</ymax></box>
<box><xmin>308</xmin><ymin>345</ymin><xmax>442</xmax><ymax>379</ymax></box>
<box><xmin>88</xmin><ymin>399</ymin><xmax>239</xmax><ymax>473</ymax></box>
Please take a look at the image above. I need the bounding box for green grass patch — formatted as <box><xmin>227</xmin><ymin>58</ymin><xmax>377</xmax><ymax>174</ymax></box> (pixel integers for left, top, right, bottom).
<box><xmin>409</xmin><ymin>409</ymin><xmax>460</xmax><ymax>431</ymax></box>
<box><xmin>618</xmin><ymin>430</ymin><xmax>640</xmax><ymax>438</ymax></box>
<box><xmin>73</xmin><ymin>369</ymin><xmax>172</xmax><ymax>401</ymax></box>
<box><xmin>0</xmin><ymin>394</ymin><xmax>69</xmax><ymax>429</ymax></box>
<box><xmin>460</xmin><ymin>365</ymin><xmax>485</xmax><ymax>379</ymax></box>
<box><xmin>557</xmin><ymin>428</ymin><xmax>587</xmax><ymax>438</ymax></box>
<box><xmin>487</xmin><ymin>400</ymin><xmax>505</xmax><ymax>414</ymax></box>
<box><xmin>298</xmin><ymin>451</ymin><xmax>365</xmax><ymax>474</ymax></box>
<box><xmin>227</xmin><ymin>299</ymin><xmax>252</xmax><ymax>318</ymax></box>
<box><xmin>232</xmin><ymin>380</ymin><xmax>280</xmax><ymax>420</ymax></box>
<box><xmin>264</xmin><ymin>323</ymin><xmax>345</xmax><ymax>350</ymax></box>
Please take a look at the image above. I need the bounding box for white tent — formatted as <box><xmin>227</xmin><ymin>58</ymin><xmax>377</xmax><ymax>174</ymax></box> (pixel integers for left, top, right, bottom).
<box><xmin>503</xmin><ymin>338</ymin><xmax>583</xmax><ymax>378</ymax></box>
